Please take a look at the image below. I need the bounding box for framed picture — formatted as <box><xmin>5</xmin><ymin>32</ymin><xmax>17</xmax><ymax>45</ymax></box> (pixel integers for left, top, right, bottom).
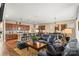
<box><xmin>55</xmin><ymin>24</ymin><xmax>59</xmax><ymax>31</ymax></box>
<box><xmin>38</xmin><ymin>25</ymin><xmax>45</xmax><ymax>30</ymax></box>
<box><xmin>61</xmin><ymin>24</ymin><xmax>67</xmax><ymax>31</ymax></box>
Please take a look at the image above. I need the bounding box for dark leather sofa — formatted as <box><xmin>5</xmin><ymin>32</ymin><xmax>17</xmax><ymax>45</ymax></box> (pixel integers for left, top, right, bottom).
<box><xmin>38</xmin><ymin>43</ymin><xmax>64</xmax><ymax>56</ymax></box>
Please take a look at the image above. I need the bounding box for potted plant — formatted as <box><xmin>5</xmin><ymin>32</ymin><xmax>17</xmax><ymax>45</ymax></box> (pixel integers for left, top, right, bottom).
<box><xmin>32</xmin><ymin>35</ymin><xmax>38</xmax><ymax>44</ymax></box>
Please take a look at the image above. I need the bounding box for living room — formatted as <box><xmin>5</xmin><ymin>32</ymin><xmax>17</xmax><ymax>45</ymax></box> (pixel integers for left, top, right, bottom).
<box><xmin>1</xmin><ymin>3</ymin><xmax>79</xmax><ymax>56</ymax></box>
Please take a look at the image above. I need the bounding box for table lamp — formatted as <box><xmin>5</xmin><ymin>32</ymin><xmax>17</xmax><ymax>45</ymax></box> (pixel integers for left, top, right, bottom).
<box><xmin>63</xmin><ymin>28</ymin><xmax>73</xmax><ymax>37</ymax></box>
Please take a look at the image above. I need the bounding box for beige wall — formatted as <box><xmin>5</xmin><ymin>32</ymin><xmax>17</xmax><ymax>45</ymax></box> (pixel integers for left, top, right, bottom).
<box><xmin>45</xmin><ymin>24</ymin><xmax>55</xmax><ymax>33</ymax></box>
<box><xmin>55</xmin><ymin>20</ymin><xmax>76</xmax><ymax>37</ymax></box>
<box><xmin>36</xmin><ymin>20</ymin><xmax>76</xmax><ymax>37</ymax></box>
<box><xmin>76</xmin><ymin>20</ymin><xmax>79</xmax><ymax>41</ymax></box>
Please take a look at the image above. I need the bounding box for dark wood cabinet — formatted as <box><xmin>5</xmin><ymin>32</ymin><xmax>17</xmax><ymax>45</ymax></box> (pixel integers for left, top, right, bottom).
<box><xmin>6</xmin><ymin>23</ymin><xmax>30</xmax><ymax>41</ymax></box>
<box><xmin>6</xmin><ymin>23</ymin><xmax>30</xmax><ymax>31</ymax></box>
<box><xmin>6</xmin><ymin>34</ymin><xmax>18</xmax><ymax>41</ymax></box>
<box><xmin>20</xmin><ymin>25</ymin><xmax>30</xmax><ymax>31</ymax></box>
<box><xmin>6</xmin><ymin>23</ymin><xmax>17</xmax><ymax>30</ymax></box>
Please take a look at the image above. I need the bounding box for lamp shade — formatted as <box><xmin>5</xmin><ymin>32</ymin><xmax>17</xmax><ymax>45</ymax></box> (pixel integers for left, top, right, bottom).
<box><xmin>35</xmin><ymin>30</ymin><xmax>39</xmax><ymax>32</ymax></box>
<box><xmin>63</xmin><ymin>28</ymin><xmax>73</xmax><ymax>34</ymax></box>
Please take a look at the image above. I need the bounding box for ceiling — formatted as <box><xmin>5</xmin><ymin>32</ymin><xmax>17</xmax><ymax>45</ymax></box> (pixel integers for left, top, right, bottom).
<box><xmin>3</xmin><ymin>3</ymin><xmax>79</xmax><ymax>24</ymax></box>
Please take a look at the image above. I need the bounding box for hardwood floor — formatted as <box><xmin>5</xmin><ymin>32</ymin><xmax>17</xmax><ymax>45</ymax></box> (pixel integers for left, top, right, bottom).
<box><xmin>4</xmin><ymin>39</ymin><xmax>39</xmax><ymax>56</ymax></box>
<box><xmin>5</xmin><ymin>39</ymin><xmax>17</xmax><ymax>56</ymax></box>
<box><xmin>0</xmin><ymin>39</ymin><xmax>47</xmax><ymax>56</ymax></box>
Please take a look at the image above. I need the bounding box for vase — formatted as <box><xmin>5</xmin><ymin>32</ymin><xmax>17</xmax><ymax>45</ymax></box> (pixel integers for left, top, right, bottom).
<box><xmin>33</xmin><ymin>40</ymin><xmax>37</xmax><ymax>45</ymax></box>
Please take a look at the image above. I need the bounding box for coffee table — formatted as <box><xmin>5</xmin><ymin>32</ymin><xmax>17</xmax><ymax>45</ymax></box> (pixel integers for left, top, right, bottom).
<box><xmin>26</xmin><ymin>40</ymin><xmax>47</xmax><ymax>51</ymax></box>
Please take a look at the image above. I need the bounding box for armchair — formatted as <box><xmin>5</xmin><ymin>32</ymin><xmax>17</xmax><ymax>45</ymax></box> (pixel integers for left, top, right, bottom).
<box><xmin>63</xmin><ymin>38</ymin><xmax>79</xmax><ymax>56</ymax></box>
